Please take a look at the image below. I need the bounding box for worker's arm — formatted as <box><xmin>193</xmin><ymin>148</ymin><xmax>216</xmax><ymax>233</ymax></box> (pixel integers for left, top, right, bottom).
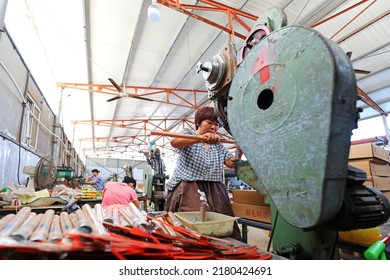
<box><xmin>132</xmin><ymin>199</ymin><xmax>140</xmax><ymax>209</ymax></box>
<box><xmin>85</xmin><ymin>176</ymin><xmax>97</xmax><ymax>184</ymax></box>
<box><xmin>171</xmin><ymin>132</ymin><xmax>221</xmax><ymax>148</ymax></box>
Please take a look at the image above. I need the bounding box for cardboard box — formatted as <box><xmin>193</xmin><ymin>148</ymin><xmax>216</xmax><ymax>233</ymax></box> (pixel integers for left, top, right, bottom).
<box><xmin>349</xmin><ymin>159</ymin><xmax>390</xmax><ymax>177</ymax></box>
<box><xmin>370</xmin><ymin>161</ymin><xmax>390</xmax><ymax>176</ymax></box>
<box><xmin>372</xmin><ymin>176</ymin><xmax>390</xmax><ymax>191</ymax></box>
<box><xmin>232</xmin><ymin>190</ymin><xmax>268</xmax><ymax>206</ymax></box>
<box><xmin>231</xmin><ymin>202</ymin><xmax>271</xmax><ymax>223</ymax></box>
<box><xmin>349</xmin><ymin>143</ymin><xmax>390</xmax><ymax>163</ymax></box>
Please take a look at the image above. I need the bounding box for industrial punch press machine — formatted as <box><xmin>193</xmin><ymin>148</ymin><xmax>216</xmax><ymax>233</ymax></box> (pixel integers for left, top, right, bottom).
<box><xmin>197</xmin><ymin>8</ymin><xmax>390</xmax><ymax>260</ymax></box>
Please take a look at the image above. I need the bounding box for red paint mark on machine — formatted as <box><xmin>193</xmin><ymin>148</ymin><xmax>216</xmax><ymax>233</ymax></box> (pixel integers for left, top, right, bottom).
<box><xmin>251</xmin><ymin>48</ymin><xmax>270</xmax><ymax>84</ymax></box>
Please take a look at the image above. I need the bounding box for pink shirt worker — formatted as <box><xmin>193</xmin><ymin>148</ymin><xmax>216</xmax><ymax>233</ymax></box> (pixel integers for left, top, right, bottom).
<box><xmin>101</xmin><ymin>176</ymin><xmax>140</xmax><ymax>208</ymax></box>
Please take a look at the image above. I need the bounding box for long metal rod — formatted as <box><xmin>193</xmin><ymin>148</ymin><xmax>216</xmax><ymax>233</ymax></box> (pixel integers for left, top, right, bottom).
<box><xmin>150</xmin><ymin>130</ymin><xmax>235</xmax><ymax>144</ymax></box>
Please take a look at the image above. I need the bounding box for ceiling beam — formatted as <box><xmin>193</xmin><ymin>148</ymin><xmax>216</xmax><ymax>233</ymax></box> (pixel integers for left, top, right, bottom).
<box><xmin>72</xmin><ymin>117</ymin><xmax>191</xmax><ymax>127</ymax></box>
<box><xmin>82</xmin><ymin>143</ymin><xmax>176</xmax><ymax>156</ymax></box>
<box><xmin>83</xmin><ymin>0</ymin><xmax>96</xmax><ymax>152</ymax></box>
<box><xmin>357</xmin><ymin>86</ymin><xmax>387</xmax><ymax>115</ymax></box>
<box><xmin>79</xmin><ymin>134</ymin><xmax>149</xmax><ymax>143</ymax></box>
<box><xmin>158</xmin><ymin>0</ymin><xmax>257</xmax><ymax>41</ymax></box>
<box><xmin>310</xmin><ymin>0</ymin><xmax>369</xmax><ymax>28</ymax></box>
<box><xmin>335</xmin><ymin>7</ymin><xmax>389</xmax><ymax>43</ymax></box>
<box><xmin>57</xmin><ymin>82</ymin><xmax>209</xmax><ymax>109</ymax></box>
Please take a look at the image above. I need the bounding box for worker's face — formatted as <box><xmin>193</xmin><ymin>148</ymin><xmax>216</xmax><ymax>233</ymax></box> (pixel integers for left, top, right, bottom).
<box><xmin>199</xmin><ymin>119</ymin><xmax>219</xmax><ymax>134</ymax></box>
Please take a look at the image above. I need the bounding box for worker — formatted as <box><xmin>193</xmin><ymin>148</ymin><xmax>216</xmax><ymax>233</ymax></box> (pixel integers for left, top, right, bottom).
<box><xmin>126</xmin><ymin>176</ymin><xmax>137</xmax><ymax>191</ymax></box>
<box><xmin>101</xmin><ymin>176</ymin><xmax>140</xmax><ymax>208</ymax></box>
<box><xmin>84</xmin><ymin>169</ymin><xmax>103</xmax><ymax>191</ymax></box>
<box><xmin>165</xmin><ymin>106</ymin><xmax>242</xmax><ymax>240</ymax></box>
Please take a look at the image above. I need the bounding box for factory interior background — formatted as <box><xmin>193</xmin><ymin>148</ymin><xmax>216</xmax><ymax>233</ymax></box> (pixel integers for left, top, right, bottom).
<box><xmin>0</xmin><ymin>0</ymin><xmax>389</xmax><ymax>265</ymax></box>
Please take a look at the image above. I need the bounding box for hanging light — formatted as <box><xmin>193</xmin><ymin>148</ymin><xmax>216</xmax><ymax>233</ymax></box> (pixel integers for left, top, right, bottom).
<box><xmin>148</xmin><ymin>0</ymin><xmax>161</xmax><ymax>22</ymax></box>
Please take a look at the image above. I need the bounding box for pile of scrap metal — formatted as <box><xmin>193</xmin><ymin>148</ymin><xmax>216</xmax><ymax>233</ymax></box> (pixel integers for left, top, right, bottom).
<box><xmin>0</xmin><ymin>204</ymin><xmax>272</xmax><ymax>260</ymax></box>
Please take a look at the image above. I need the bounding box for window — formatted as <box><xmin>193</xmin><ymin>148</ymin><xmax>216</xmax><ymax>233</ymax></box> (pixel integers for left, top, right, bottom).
<box><xmin>22</xmin><ymin>95</ymin><xmax>41</xmax><ymax>150</ymax></box>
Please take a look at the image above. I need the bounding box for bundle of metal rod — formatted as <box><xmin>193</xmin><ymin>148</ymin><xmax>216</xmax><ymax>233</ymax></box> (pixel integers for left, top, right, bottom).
<box><xmin>112</xmin><ymin>207</ymin><xmax>120</xmax><ymax>225</ymax></box>
<box><xmin>168</xmin><ymin>211</ymin><xmax>184</xmax><ymax>227</ymax></box>
<box><xmin>93</xmin><ymin>203</ymin><xmax>104</xmax><ymax>224</ymax></box>
<box><xmin>82</xmin><ymin>204</ymin><xmax>107</xmax><ymax>235</ymax></box>
<box><xmin>146</xmin><ymin>211</ymin><xmax>168</xmax><ymax>218</ymax></box>
<box><xmin>0</xmin><ymin>207</ymin><xmax>31</xmax><ymax>237</ymax></box>
<box><xmin>59</xmin><ymin>211</ymin><xmax>74</xmax><ymax>235</ymax></box>
<box><xmin>150</xmin><ymin>219</ymin><xmax>177</xmax><ymax>236</ymax></box>
<box><xmin>103</xmin><ymin>205</ymin><xmax>123</xmax><ymax>225</ymax></box>
<box><xmin>68</xmin><ymin>212</ymin><xmax>80</xmax><ymax>228</ymax></box>
<box><xmin>118</xmin><ymin>212</ymin><xmax>130</xmax><ymax>227</ymax></box>
<box><xmin>48</xmin><ymin>215</ymin><xmax>63</xmax><ymax>242</ymax></box>
<box><xmin>150</xmin><ymin>219</ymin><xmax>167</xmax><ymax>234</ymax></box>
<box><xmin>102</xmin><ymin>206</ymin><xmax>114</xmax><ymax>223</ymax></box>
<box><xmin>0</xmin><ymin>214</ymin><xmax>15</xmax><ymax>231</ymax></box>
<box><xmin>119</xmin><ymin>207</ymin><xmax>151</xmax><ymax>230</ymax></box>
<box><xmin>118</xmin><ymin>207</ymin><xmax>139</xmax><ymax>227</ymax></box>
<box><xmin>10</xmin><ymin>212</ymin><xmax>39</xmax><ymax>241</ymax></box>
<box><xmin>30</xmin><ymin>209</ymin><xmax>55</xmax><ymax>242</ymax></box>
<box><xmin>128</xmin><ymin>202</ymin><xmax>149</xmax><ymax>225</ymax></box>
<box><xmin>74</xmin><ymin>209</ymin><xmax>93</xmax><ymax>233</ymax></box>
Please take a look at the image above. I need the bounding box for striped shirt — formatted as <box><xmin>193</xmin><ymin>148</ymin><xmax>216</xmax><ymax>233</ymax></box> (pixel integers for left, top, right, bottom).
<box><xmin>166</xmin><ymin>128</ymin><xmax>233</xmax><ymax>191</ymax></box>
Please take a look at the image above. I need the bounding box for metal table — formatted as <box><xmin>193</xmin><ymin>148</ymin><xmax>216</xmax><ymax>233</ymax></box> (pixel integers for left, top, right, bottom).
<box><xmin>237</xmin><ymin>218</ymin><xmax>272</xmax><ymax>243</ymax></box>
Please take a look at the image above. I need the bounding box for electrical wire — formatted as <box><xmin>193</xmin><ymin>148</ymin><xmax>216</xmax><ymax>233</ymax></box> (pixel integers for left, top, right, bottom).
<box><xmin>293</xmin><ymin>0</ymin><xmax>310</xmax><ymax>25</ymax></box>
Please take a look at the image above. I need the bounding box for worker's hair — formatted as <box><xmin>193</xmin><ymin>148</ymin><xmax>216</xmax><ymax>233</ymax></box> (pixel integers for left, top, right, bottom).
<box><xmin>123</xmin><ymin>176</ymin><xmax>136</xmax><ymax>186</ymax></box>
<box><xmin>194</xmin><ymin>107</ymin><xmax>218</xmax><ymax>130</ymax></box>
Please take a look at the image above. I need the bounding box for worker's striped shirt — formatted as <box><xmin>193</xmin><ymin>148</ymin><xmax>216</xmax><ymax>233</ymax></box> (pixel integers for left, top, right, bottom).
<box><xmin>166</xmin><ymin>128</ymin><xmax>233</xmax><ymax>191</ymax></box>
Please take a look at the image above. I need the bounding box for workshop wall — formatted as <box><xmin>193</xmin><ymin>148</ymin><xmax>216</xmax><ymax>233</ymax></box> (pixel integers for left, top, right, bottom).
<box><xmin>0</xmin><ymin>30</ymin><xmax>84</xmax><ymax>188</ymax></box>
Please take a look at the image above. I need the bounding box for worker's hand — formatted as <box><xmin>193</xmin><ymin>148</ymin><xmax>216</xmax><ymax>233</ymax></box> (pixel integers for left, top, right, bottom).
<box><xmin>203</xmin><ymin>133</ymin><xmax>221</xmax><ymax>144</ymax></box>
